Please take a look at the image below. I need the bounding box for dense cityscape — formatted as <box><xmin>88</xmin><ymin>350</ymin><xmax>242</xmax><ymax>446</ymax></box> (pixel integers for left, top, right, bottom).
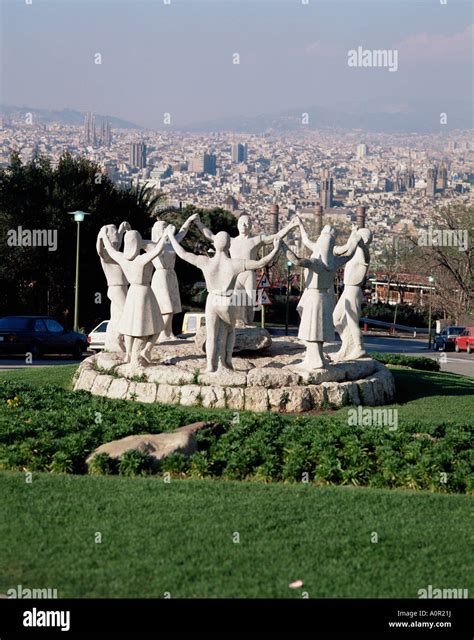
<box><xmin>2</xmin><ymin>111</ymin><xmax>472</xmax><ymax>272</ymax></box>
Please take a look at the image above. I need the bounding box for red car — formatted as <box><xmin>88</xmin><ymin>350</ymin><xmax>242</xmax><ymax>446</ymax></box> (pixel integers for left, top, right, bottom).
<box><xmin>454</xmin><ymin>327</ymin><xmax>474</xmax><ymax>353</ymax></box>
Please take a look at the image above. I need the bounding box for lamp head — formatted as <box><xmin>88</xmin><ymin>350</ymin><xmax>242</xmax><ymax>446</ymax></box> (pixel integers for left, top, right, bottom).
<box><xmin>68</xmin><ymin>210</ymin><xmax>90</xmax><ymax>223</ymax></box>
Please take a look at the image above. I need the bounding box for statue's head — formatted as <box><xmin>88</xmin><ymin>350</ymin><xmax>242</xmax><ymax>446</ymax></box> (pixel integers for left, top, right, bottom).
<box><xmin>103</xmin><ymin>224</ymin><xmax>120</xmax><ymax>249</ymax></box>
<box><xmin>359</xmin><ymin>228</ymin><xmax>373</xmax><ymax>246</ymax></box>
<box><xmin>311</xmin><ymin>224</ymin><xmax>335</xmax><ymax>258</ymax></box>
<box><xmin>214</xmin><ymin>231</ymin><xmax>231</xmax><ymax>252</ymax></box>
<box><xmin>237</xmin><ymin>214</ymin><xmax>252</xmax><ymax>235</ymax></box>
<box><xmin>151</xmin><ymin>220</ymin><xmax>167</xmax><ymax>243</ymax></box>
<box><xmin>123</xmin><ymin>230</ymin><xmax>142</xmax><ymax>260</ymax></box>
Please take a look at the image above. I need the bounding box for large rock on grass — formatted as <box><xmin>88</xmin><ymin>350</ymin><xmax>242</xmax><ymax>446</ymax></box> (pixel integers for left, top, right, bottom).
<box><xmin>86</xmin><ymin>421</ymin><xmax>215</xmax><ymax>466</ymax></box>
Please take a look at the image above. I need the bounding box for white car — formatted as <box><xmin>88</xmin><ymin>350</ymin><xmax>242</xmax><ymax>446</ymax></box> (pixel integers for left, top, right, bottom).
<box><xmin>87</xmin><ymin>320</ymin><xmax>109</xmax><ymax>351</ymax></box>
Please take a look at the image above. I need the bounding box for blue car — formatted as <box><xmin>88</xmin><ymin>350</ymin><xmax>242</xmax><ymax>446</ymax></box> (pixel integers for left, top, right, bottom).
<box><xmin>0</xmin><ymin>316</ymin><xmax>88</xmax><ymax>358</ymax></box>
<box><xmin>433</xmin><ymin>326</ymin><xmax>465</xmax><ymax>351</ymax></box>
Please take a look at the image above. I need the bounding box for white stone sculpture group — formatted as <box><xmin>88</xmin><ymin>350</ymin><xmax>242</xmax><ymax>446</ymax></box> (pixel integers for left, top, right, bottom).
<box><xmin>97</xmin><ymin>213</ymin><xmax>372</xmax><ymax>372</ymax></box>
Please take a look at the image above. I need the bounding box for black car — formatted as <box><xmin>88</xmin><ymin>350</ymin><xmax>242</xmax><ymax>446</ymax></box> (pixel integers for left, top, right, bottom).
<box><xmin>433</xmin><ymin>325</ymin><xmax>465</xmax><ymax>351</ymax></box>
<box><xmin>0</xmin><ymin>316</ymin><xmax>88</xmax><ymax>358</ymax></box>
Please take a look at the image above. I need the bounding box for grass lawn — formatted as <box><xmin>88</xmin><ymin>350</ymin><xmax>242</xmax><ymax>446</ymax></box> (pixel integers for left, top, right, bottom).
<box><xmin>0</xmin><ymin>362</ymin><xmax>472</xmax><ymax>599</ymax></box>
<box><xmin>1</xmin><ymin>363</ymin><xmax>473</xmax><ymax>427</ymax></box>
<box><xmin>0</xmin><ymin>471</ymin><xmax>472</xmax><ymax>599</ymax></box>
<box><xmin>0</xmin><ymin>364</ymin><xmax>78</xmax><ymax>389</ymax></box>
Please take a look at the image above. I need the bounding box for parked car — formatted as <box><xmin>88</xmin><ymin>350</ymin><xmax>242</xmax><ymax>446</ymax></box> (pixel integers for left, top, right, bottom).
<box><xmin>0</xmin><ymin>316</ymin><xmax>88</xmax><ymax>358</ymax></box>
<box><xmin>454</xmin><ymin>327</ymin><xmax>474</xmax><ymax>353</ymax></box>
<box><xmin>181</xmin><ymin>312</ymin><xmax>206</xmax><ymax>335</ymax></box>
<box><xmin>433</xmin><ymin>326</ymin><xmax>465</xmax><ymax>351</ymax></box>
<box><xmin>88</xmin><ymin>320</ymin><xmax>109</xmax><ymax>352</ymax></box>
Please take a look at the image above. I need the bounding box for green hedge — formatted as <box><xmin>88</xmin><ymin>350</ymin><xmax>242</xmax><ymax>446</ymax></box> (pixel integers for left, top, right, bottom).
<box><xmin>1</xmin><ymin>380</ymin><xmax>472</xmax><ymax>493</ymax></box>
<box><xmin>372</xmin><ymin>352</ymin><xmax>440</xmax><ymax>372</ymax></box>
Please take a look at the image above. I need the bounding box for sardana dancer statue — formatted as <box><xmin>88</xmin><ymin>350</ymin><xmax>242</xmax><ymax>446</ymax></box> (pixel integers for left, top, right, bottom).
<box><xmin>332</xmin><ymin>228</ymin><xmax>373</xmax><ymax>362</ymax></box>
<box><xmin>282</xmin><ymin>220</ymin><xmax>360</xmax><ymax>370</ymax></box>
<box><xmin>98</xmin><ymin>226</ymin><xmax>172</xmax><ymax>367</ymax></box>
<box><xmin>143</xmin><ymin>213</ymin><xmax>199</xmax><ymax>342</ymax></box>
<box><xmin>193</xmin><ymin>213</ymin><xmax>298</xmax><ymax>326</ymax></box>
<box><xmin>167</xmin><ymin>225</ymin><xmax>281</xmax><ymax>372</ymax></box>
<box><xmin>96</xmin><ymin>221</ymin><xmax>130</xmax><ymax>353</ymax></box>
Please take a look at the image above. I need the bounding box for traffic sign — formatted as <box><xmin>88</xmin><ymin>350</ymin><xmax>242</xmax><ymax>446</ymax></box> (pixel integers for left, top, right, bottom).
<box><xmin>257</xmin><ymin>289</ymin><xmax>272</xmax><ymax>306</ymax></box>
<box><xmin>257</xmin><ymin>273</ymin><xmax>271</xmax><ymax>289</ymax></box>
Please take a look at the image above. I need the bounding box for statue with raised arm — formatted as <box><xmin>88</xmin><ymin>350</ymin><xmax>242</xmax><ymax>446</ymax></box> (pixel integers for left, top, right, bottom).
<box><xmin>332</xmin><ymin>228</ymin><xmax>373</xmax><ymax>362</ymax></box>
<box><xmin>96</xmin><ymin>221</ymin><xmax>130</xmax><ymax>352</ymax></box>
<box><xmin>167</xmin><ymin>226</ymin><xmax>281</xmax><ymax>372</ymax></box>
<box><xmin>282</xmin><ymin>221</ymin><xmax>360</xmax><ymax>370</ymax></box>
<box><xmin>143</xmin><ymin>213</ymin><xmax>198</xmax><ymax>342</ymax></box>
<box><xmin>98</xmin><ymin>226</ymin><xmax>171</xmax><ymax>367</ymax></box>
<box><xmin>194</xmin><ymin>213</ymin><xmax>297</xmax><ymax>325</ymax></box>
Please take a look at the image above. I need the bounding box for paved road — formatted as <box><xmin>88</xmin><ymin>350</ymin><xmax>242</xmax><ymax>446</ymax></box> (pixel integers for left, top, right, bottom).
<box><xmin>363</xmin><ymin>335</ymin><xmax>474</xmax><ymax>377</ymax></box>
<box><xmin>268</xmin><ymin>330</ymin><xmax>474</xmax><ymax>377</ymax></box>
<box><xmin>0</xmin><ymin>337</ymin><xmax>472</xmax><ymax>377</ymax></box>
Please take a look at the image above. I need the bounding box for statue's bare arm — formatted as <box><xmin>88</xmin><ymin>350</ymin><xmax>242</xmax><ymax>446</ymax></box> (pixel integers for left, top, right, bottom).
<box><xmin>98</xmin><ymin>228</ymin><xmax>126</xmax><ymax>268</ymax></box>
<box><xmin>194</xmin><ymin>216</ymin><xmax>215</xmax><ymax>242</ymax></box>
<box><xmin>244</xmin><ymin>238</ymin><xmax>281</xmax><ymax>270</ymax></box>
<box><xmin>281</xmin><ymin>241</ymin><xmax>313</xmax><ymax>269</ymax></box>
<box><xmin>262</xmin><ymin>216</ymin><xmax>299</xmax><ymax>244</ymax></box>
<box><xmin>167</xmin><ymin>228</ymin><xmax>207</xmax><ymax>269</ymax></box>
<box><xmin>298</xmin><ymin>218</ymin><xmax>317</xmax><ymax>252</ymax></box>
<box><xmin>140</xmin><ymin>231</ymin><xmax>169</xmax><ymax>266</ymax></box>
<box><xmin>334</xmin><ymin>228</ymin><xmax>360</xmax><ymax>256</ymax></box>
<box><xmin>176</xmin><ymin>213</ymin><xmax>199</xmax><ymax>242</ymax></box>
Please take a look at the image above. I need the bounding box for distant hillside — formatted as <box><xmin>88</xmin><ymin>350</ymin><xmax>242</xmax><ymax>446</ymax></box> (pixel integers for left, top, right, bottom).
<box><xmin>0</xmin><ymin>105</ymin><xmax>142</xmax><ymax>130</ymax></box>
<box><xmin>176</xmin><ymin>104</ymin><xmax>472</xmax><ymax>134</ymax></box>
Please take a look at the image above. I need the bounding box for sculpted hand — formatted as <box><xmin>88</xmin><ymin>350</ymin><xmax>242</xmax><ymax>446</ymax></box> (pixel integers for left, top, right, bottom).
<box><xmin>118</xmin><ymin>221</ymin><xmax>131</xmax><ymax>234</ymax></box>
<box><xmin>166</xmin><ymin>224</ymin><xmax>176</xmax><ymax>237</ymax></box>
<box><xmin>273</xmin><ymin>237</ymin><xmax>281</xmax><ymax>250</ymax></box>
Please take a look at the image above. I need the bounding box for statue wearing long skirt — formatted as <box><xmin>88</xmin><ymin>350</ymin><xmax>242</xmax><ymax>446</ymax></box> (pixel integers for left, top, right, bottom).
<box><xmin>194</xmin><ymin>213</ymin><xmax>297</xmax><ymax>326</ymax></box>
<box><xmin>143</xmin><ymin>213</ymin><xmax>198</xmax><ymax>342</ymax></box>
<box><xmin>332</xmin><ymin>228</ymin><xmax>373</xmax><ymax>362</ymax></box>
<box><xmin>98</xmin><ymin>227</ymin><xmax>170</xmax><ymax>367</ymax></box>
<box><xmin>283</xmin><ymin>222</ymin><xmax>360</xmax><ymax>370</ymax></box>
<box><xmin>167</xmin><ymin>226</ymin><xmax>281</xmax><ymax>372</ymax></box>
<box><xmin>96</xmin><ymin>222</ymin><xmax>130</xmax><ymax>353</ymax></box>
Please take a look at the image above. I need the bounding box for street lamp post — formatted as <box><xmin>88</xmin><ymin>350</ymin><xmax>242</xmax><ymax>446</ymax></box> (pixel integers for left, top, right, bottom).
<box><xmin>68</xmin><ymin>211</ymin><xmax>90</xmax><ymax>332</ymax></box>
<box><xmin>427</xmin><ymin>275</ymin><xmax>434</xmax><ymax>349</ymax></box>
<box><xmin>285</xmin><ymin>260</ymin><xmax>292</xmax><ymax>336</ymax></box>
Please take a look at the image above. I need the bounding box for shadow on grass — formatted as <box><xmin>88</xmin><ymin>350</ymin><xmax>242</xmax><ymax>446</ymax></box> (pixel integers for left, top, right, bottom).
<box><xmin>392</xmin><ymin>368</ymin><xmax>474</xmax><ymax>403</ymax></box>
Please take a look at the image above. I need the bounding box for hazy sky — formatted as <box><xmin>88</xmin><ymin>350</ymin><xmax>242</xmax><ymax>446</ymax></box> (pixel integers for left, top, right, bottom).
<box><xmin>1</xmin><ymin>0</ymin><xmax>472</xmax><ymax>128</ymax></box>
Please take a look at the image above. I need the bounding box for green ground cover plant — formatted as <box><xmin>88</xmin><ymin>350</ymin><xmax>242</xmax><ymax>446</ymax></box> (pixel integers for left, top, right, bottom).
<box><xmin>1</xmin><ymin>367</ymin><xmax>472</xmax><ymax>493</ymax></box>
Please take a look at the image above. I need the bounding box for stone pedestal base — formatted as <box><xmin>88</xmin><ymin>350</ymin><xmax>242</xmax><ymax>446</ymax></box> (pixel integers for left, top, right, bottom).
<box><xmin>74</xmin><ymin>337</ymin><xmax>396</xmax><ymax>412</ymax></box>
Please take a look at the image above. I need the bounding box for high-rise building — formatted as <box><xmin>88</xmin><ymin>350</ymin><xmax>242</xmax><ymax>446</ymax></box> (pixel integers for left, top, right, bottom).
<box><xmin>232</xmin><ymin>142</ymin><xmax>248</xmax><ymax>164</ymax></box>
<box><xmin>437</xmin><ymin>165</ymin><xmax>448</xmax><ymax>192</ymax></box>
<box><xmin>426</xmin><ymin>167</ymin><xmax>437</xmax><ymax>197</ymax></box>
<box><xmin>203</xmin><ymin>153</ymin><xmax>217</xmax><ymax>175</ymax></box>
<box><xmin>129</xmin><ymin>142</ymin><xmax>147</xmax><ymax>169</ymax></box>
<box><xmin>320</xmin><ymin>170</ymin><xmax>333</xmax><ymax>209</ymax></box>
<box><xmin>356</xmin><ymin>144</ymin><xmax>368</xmax><ymax>159</ymax></box>
<box><xmin>190</xmin><ymin>153</ymin><xmax>217</xmax><ymax>175</ymax></box>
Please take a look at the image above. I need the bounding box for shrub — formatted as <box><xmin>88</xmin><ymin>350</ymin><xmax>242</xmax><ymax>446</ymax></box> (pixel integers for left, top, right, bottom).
<box><xmin>372</xmin><ymin>352</ymin><xmax>440</xmax><ymax>372</ymax></box>
<box><xmin>88</xmin><ymin>453</ymin><xmax>116</xmax><ymax>476</ymax></box>
<box><xmin>118</xmin><ymin>450</ymin><xmax>154</xmax><ymax>477</ymax></box>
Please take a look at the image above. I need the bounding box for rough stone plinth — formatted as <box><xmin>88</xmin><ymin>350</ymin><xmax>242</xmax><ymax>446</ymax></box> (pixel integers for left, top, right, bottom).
<box><xmin>74</xmin><ymin>336</ymin><xmax>396</xmax><ymax>412</ymax></box>
<box><xmin>195</xmin><ymin>326</ymin><xmax>272</xmax><ymax>353</ymax></box>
